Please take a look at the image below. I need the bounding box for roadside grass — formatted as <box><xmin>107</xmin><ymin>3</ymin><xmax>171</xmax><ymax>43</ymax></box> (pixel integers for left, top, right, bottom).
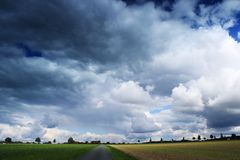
<box><xmin>112</xmin><ymin>140</ymin><xmax>240</xmax><ymax>160</ymax></box>
<box><xmin>106</xmin><ymin>145</ymin><xmax>137</xmax><ymax>160</ymax></box>
<box><xmin>0</xmin><ymin>144</ymin><xmax>98</xmax><ymax>160</ymax></box>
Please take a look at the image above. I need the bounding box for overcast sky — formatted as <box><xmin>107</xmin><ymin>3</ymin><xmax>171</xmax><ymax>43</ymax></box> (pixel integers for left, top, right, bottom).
<box><xmin>1</xmin><ymin>0</ymin><xmax>240</xmax><ymax>143</ymax></box>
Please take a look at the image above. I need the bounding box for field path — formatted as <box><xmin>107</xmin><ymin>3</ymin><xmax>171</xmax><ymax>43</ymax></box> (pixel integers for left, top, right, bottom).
<box><xmin>79</xmin><ymin>145</ymin><xmax>111</xmax><ymax>160</ymax></box>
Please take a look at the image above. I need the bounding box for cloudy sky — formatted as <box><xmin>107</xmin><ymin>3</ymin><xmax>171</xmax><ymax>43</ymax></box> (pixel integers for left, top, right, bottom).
<box><xmin>1</xmin><ymin>0</ymin><xmax>240</xmax><ymax>143</ymax></box>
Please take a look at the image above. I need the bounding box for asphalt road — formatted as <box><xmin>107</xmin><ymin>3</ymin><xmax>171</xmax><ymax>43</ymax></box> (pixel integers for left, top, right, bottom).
<box><xmin>79</xmin><ymin>145</ymin><xmax>111</xmax><ymax>160</ymax></box>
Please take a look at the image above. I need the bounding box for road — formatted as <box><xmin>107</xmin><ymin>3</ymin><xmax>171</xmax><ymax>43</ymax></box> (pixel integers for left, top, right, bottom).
<box><xmin>79</xmin><ymin>145</ymin><xmax>111</xmax><ymax>160</ymax></box>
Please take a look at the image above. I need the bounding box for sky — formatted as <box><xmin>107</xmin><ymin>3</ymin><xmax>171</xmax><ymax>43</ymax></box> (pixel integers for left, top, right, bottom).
<box><xmin>1</xmin><ymin>0</ymin><xmax>240</xmax><ymax>143</ymax></box>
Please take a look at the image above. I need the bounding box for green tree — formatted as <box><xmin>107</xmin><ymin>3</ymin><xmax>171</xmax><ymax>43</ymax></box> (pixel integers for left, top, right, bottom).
<box><xmin>231</xmin><ymin>134</ymin><xmax>236</xmax><ymax>139</ymax></box>
<box><xmin>68</xmin><ymin>137</ymin><xmax>75</xmax><ymax>144</ymax></box>
<box><xmin>35</xmin><ymin>137</ymin><xmax>41</xmax><ymax>144</ymax></box>
<box><xmin>192</xmin><ymin>137</ymin><xmax>196</xmax><ymax>141</ymax></box>
<box><xmin>5</xmin><ymin>137</ymin><xmax>12</xmax><ymax>143</ymax></box>
<box><xmin>210</xmin><ymin>134</ymin><xmax>213</xmax><ymax>139</ymax></box>
<box><xmin>220</xmin><ymin>133</ymin><xmax>224</xmax><ymax>139</ymax></box>
<box><xmin>182</xmin><ymin>137</ymin><xmax>185</xmax><ymax>141</ymax></box>
<box><xmin>197</xmin><ymin>135</ymin><xmax>201</xmax><ymax>141</ymax></box>
<box><xmin>53</xmin><ymin>139</ymin><xmax>56</xmax><ymax>143</ymax></box>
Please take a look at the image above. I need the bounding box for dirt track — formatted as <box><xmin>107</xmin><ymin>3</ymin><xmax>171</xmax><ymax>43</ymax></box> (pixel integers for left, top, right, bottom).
<box><xmin>79</xmin><ymin>145</ymin><xmax>111</xmax><ymax>160</ymax></box>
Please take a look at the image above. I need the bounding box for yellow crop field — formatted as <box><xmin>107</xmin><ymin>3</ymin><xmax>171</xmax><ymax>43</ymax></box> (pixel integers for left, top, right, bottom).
<box><xmin>111</xmin><ymin>141</ymin><xmax>240</xmax><ymax>160</ymax></box>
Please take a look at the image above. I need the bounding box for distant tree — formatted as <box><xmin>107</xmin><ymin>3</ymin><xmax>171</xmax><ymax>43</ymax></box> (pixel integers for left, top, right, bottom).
<box><xmin>91</xmin><ymin>140</ymin><xmax>100</xmax><ymax>144</ymax></box>
<box><xmin>48</xmin><ymin>141</ymin><xmax>52</xmax><ymax>144</ymax></box>
<box><xmin>137</xmin><ymin>140</ymin><xmax>140</xmax><ymax>143</ymax></box>
<box><xmin>160</xmin><ymin>138</ymin><xmax>163</xmax><ymax>142</ymax></box>
<box><xmin>182</xmin><ymin>137</ymin><xmax>185</xmax><ymax>141</ymax></box>
<box><xmin>220</xmin><ymin>133</ymin><xmax>224</xmax><ymax>139</ymax></box>
<box><xmin>35</xmin><ymin>137</ymin><xmax>41</xmax><ymax>144</ymax></box>
<box><xmin>197</xmin><ymin>135</ymin><xmax>201</xmax><ymax>141</ymax></box>
<box><xmin>5</xmin><ymin>137</ymin><xmax>12</xmax><ymax>143</ymax></box>
<box><xmin>53</xmin><ymin>139</ymin><xmax>56</xmax><ymax>143</ymax></box>
<box><xmin>192</xmin><ymin>137</ymin><xmax>196</xmax><ymax>141</ymax></box>
<box><xmin>68</xmin><ymin>137</ymin><xmax>75</xmax><ymax>144</ymax></box>
<box><xmin>210</xmin><ymin>134</ymin><xmax>213</xmax><ymax>139</ymax></box>
<box><xmin>231</xmin><ymin>134</ymin><xmax>236</xmax><ymax>139</ymax></box>
<box><xmin>14</xmin><ymin>141</ymin><xmax>23</xmax><ymax>144</ymax></box>
<box><xmin>203</xmin><ymin>137</ymin><xmax>206</xmax><ymax>140</ymax></box>
<box><xmin>149</xmin><ymin>137</ymin><xmax>152</xmax><ymax>143</ymax></box>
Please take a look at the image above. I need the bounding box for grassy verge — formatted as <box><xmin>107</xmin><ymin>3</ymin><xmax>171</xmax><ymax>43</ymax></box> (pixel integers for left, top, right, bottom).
<box><xmin>0</xmin><ymin>144</ymin><xmax>98</xmax><ymax>160</ymax></box>
<box><xmin>107</xmin><ymin>145</ymin><xmax>137</xmax><ymax>160</ymax></box>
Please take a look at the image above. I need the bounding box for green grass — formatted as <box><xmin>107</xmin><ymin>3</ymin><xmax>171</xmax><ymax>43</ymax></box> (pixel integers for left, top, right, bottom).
<box><xmin>106</xmin><ymin>145</ymin><xmax>137</xmax><ymax>160</ymax></box>
<box><xmin>112</xmin><ymin>140</ymin><xmax>240</xmax><ymax>160</ymax></box>
<box><xmin>0</xmin><ymin>144</ymin><xmax>98</xmax><ymax>160</ymax></box>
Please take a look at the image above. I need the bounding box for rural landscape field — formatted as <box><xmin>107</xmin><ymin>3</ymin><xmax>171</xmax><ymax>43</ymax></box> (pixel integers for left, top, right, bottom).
<box><xmin>1</xmin><ymin>140</ymin><xmax>240</xmax><ymax>160</ymax></box>
<box><xmin>0</xmin><ymin>144</ymin><xmax>97</xmax><ymax>160</ymax></box>
<box><xmin>112</xmin><ymin>141</ymin><xmax>240</xmax><ymax>160</ymax></box>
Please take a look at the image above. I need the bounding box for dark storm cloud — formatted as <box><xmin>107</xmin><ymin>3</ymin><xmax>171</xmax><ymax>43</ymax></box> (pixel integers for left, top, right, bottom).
<box><xmin>204</xmin><ymin>107</ymin><xmax>240</xmax><ymax>128</ymax></box>
<box><xmin>0</xmin><ymin>0</ymin><xmax>175</xmax><ymax>117</ymax></box>
<box><xmin>0</xmin><ymin>44</ymin><xmax>24</xmax><ymax>58</ymax></box>
<box><xmin>41</xmin><ymin>114</ymin><xmax>59</xmax><ymax>128</ymax></box>
<box><xmin>197</xmin><ymin>0</ymin><xmax>223</xmax><ymax>6</ymax></box>
<box><xmin>121</xmin><ymin>0</ymin><xmax>223</xmax><ymax>12</ymax></box>
<box><xmin>122</xmin><ymin>0</ymin><xmax>223</xmax><ymax>6</ymax></box>
<box><xmin>0</xmin><ymin>0</ymin><xmax>107</xmax><ymax>60</ymax></box>
<box><xmin>0</xmin><ymin>55</ymin><xmax>86</xmax><ymax>107</ymax></box>
<box><xmin>121</xmin><ymin>0</ymin><xmax>176</xmax><ymax>11</ymax></box>
<box><xmin>17</xmin><ymin>44</ymin><xmax>42</xmax><ymax>58</ymax></box>
<box><xmin>0</xmin><ymin>0</ymin><xmax>152</xmax><ymax>64</ymax></box>
<box><xmin>204</xmin><ymin>100</ymin><xmax>240</xmax><ymax>129</ymax></box>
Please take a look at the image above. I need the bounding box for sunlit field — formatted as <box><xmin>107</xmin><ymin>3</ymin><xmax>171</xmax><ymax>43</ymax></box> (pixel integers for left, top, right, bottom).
<box><xmin>0</xmin><ymin>144</ymin><xmax>97</xmax><ymax>160</ymax></box>
<box><xmin>111</xmin><ymin>140</ymin><xmax>240</xmax><ymax>160</ymax></box>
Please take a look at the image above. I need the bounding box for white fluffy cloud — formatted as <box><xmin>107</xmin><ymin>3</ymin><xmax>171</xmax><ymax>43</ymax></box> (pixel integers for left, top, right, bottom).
<box><xmin>0</xmin><ymin>122</ymin><xmax>126</xmax><ymax>143</ymax></box>
<box><xmin>111</xmin><ymin>81</ymin><xmax>156</xmax><ymax>105</ymax></box>
<box><xmin>172</xmin><ymin>84</ymin><xmax>204</xmax><ymax>112</ymax></box>
<box><xmin>43</xmin><ymin>128</ymin><xmax>126</xmax><ymax>143</ymax></box>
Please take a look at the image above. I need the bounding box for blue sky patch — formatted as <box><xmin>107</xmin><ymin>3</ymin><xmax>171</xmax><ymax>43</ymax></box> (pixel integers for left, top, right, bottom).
<box><xmin>228</xmin><ymin>20</ymin><xmax>240</xmax><ymax>42</ymax></box>
<box><xmin>150</xmin><ymin>105</ymin><xmax>172</xmax><ymax>114</ymax></box>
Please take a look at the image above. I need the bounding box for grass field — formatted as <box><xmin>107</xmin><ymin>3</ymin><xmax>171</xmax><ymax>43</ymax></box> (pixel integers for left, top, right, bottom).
<box><xmin>107</xmin><ymin>145</ymin><xmax>137</xmax><ymax>160</ymax></box>
<box><xmin>111</xmin><ymin>140</ymin><xmax>240</xmax><ymax>160</ymax></box>
<box><xmin>0</xmin><ymin>144</ymin><xmax>97</xmax><ymax>160</ymax></box>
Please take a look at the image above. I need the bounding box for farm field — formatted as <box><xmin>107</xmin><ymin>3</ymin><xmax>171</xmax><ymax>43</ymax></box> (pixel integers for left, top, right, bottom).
<box><xmin>111</xmin><ymin>140</ymin><xmax>240</xmax><ymax>160</ymax></box>
<box><xmin>107</xmin><ymin>145</ymin><xmax>137</xmax><ymax>160</ymax></box>
<box><xmin>0</xmin><ymin>144</ymin><xmax>97</xmax><ymax>160</ymax></box>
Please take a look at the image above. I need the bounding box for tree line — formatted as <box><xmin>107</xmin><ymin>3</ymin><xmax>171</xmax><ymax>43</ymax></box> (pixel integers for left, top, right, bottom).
<box><xmin>1</xmin><ymin>137</ymin><xmax>100</xmax><ymax>144</ymax></box>
<box><xmin>1</xmin><ymin>133</ymin><xmax>240</xmax><ymax>144</ymax></box>
<box><xmin>145</xmin><ymin>133</ymin><xmax>240</xmax><ymax>144</ymax></box>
